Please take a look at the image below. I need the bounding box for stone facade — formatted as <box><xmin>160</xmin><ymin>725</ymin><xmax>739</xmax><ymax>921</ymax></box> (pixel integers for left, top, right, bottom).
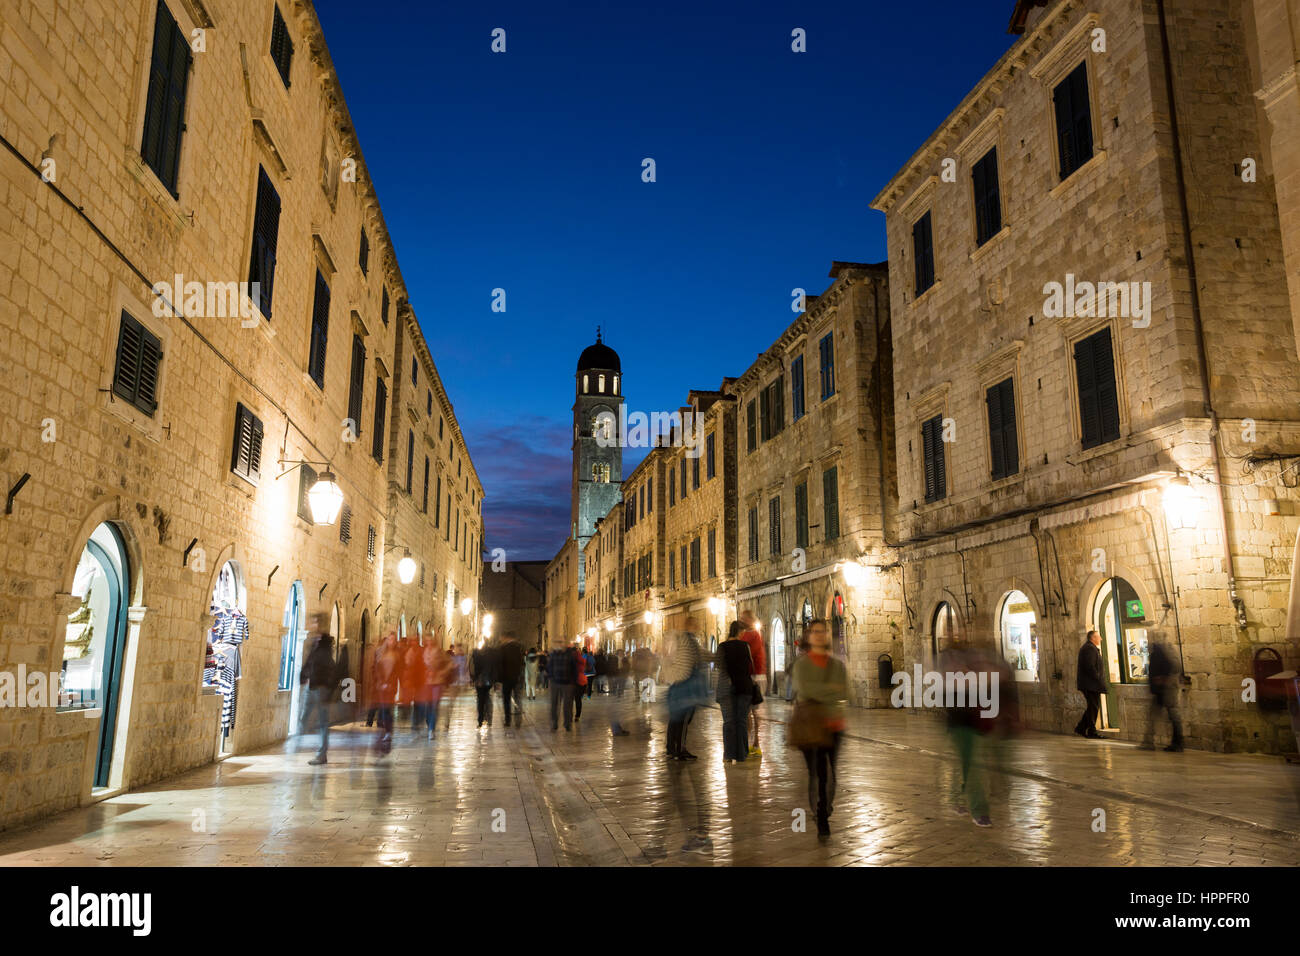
<box><xmin>480</xmin><ymin>560</ymin><xmax>545</xmax><ymax>650</ymax></box>
<box><xmin>0</xmin><ymin>0</ymin><xmax>481</xmax><ymax>830</ymax></box>
<box><xmin>543</xmin><ymin>536</ymin><xmax>579</xmax><ymax>648</ymax></box>
<box><xmin>871</xmin><ymin>0</ymin><xmax>1300</xmax><ymax>752</ymax></box>
<box><xmin>610</xmin><ymin>445</ymin><xmax>668</xmax><ymax>651</ymax></box>
<box><xmin>732</xmin><ymin>264</ymin><xmax>901</xmax><ymax>703</ymax></box>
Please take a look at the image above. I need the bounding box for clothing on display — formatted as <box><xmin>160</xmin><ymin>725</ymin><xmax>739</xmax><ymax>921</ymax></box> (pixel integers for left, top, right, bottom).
<box><xmin>207</xmin><ymin>602</ymin><xmax>250</xmax><ymax>738</ymax></box>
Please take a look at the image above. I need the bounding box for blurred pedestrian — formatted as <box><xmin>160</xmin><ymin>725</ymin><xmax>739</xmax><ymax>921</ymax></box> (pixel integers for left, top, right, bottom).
<box><xmin>1074</xmin><ymin>629</ymin><xmax>1105</xmax><ymax>739</ymax></box>
<box><xmin>942</xmin><ymin>638</ymin><xmax>996</xmax><ymax>827</ymax></box>
<box><xmin>1142</xmin><ymin>637</ymin><xmax>1184</xmax><ymax>752</ymax></box>
<box><xmin>789</xmin><ymin>619</ymin><xmax>847</xmax><ymax>838</ymax></box>
<box><xmin>404</xmin><ymin>636</ymin><xmax>428</xmax><ymax>732</ymax></box>
<box><xmin>634</xmin><ymin>645</ymin><xmax>656</xmax><ymax>703</ymax></box>
<box><xmin>372</xmin><ymin>631</ymin><xmax>400</xmax><ymax>757</ymax></box>
<box><xmin>498</xmin><ymin>631</ymin><xmax>526</xmax><ymax>728</ymax></box>
<box><xmin>525</xmin><ymin>646</ymin><xmax>542</xmax><ymax>700</ymax></box>
<box><xmin>423</xmin><ymin>634</ymin><xmax>452</xmax><ymax>739</ymax></box>
<box><xmin>663</xmin><ymin>619</ymin><xmax>705</xmax><ymax>760</ymax></box>
<box><xmin>717</xmin><ymin>621</ymin><xmax>755</xmax><ymax>764</ymax></box>
<box><xmin>548</xmin><ymin>639</ymin><xmax>578</xmax><ymax>731</ymax></box>
<box><xmin>299</xmin><ymin>623</ymin><xmax>337</xmax><ymax>765</ymax></box>
<box><xmin>471</xmin><ymin>640</ymin><xmax>499</xmax><ymax>728</ymax></box>
<box><xmin>738</xmin><ymin>610</ymin><xmax>766</xmax><ymax>757</ymax></box>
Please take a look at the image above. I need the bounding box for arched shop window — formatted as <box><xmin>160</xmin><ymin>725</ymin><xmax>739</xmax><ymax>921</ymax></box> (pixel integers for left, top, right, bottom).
<box><xmin>207</xmin><ymin>560</ymin><xmax>249</xmax><ymax>755</ymax></box>
<box><xmin>998</xmin><ymin>590</ymin><xmax>1038</xmax><ymax>681</ymax></box>
<box><xmin>1094</xmin><ymin>577</ymin><xmax>1149</xmax><ymax>683</ymax></box>
<box><xmin>61</xmin><ymin>522</ymin><xmax>130</xmax><ymax>788</ymax></box>
<box><xmin>931</xmin><ymin>601</ymin><xmax>958</xmax><ymax>657</ymax></box>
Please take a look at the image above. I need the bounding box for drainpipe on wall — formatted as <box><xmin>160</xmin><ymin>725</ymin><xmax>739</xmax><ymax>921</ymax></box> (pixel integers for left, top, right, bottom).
<box><xmin>1156</xmin><ymin>0</ymin><xmax>1247</xmax><ymax>630</ymax></box>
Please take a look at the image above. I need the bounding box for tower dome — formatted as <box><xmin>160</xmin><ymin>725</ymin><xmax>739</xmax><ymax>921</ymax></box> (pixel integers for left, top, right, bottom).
<box><xmin>577</xmin><ymin>328</ymin><xmax>620</xmax><ymax>373</ymax></box>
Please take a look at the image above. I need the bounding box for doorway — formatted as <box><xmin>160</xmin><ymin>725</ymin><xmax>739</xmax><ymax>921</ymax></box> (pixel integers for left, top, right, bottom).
<box><xmin>1092</xmin><ymin>577</ymin><xmax>1150</xmax><ymax>729</ymax></box>
<box><xmin>207</xmin><ymin>559</ymin><xmax>248</xmax><ymax>755</ymax></box>
<box><xmin>282</xmin><ymin>581</ymin><xmax>306</xmax><ymax>734</ymax></box>
<box><xmin>61</xmin><ymin>523</ymin><xmax>130</xmax><ymax>789</ymax></box>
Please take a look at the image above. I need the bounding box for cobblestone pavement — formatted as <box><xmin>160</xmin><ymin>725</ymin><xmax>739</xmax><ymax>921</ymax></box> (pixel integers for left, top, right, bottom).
<box><xmin>0</xmin><ymin>690</ymin><xmax>1297</xmax><ymax>866</ymax></box>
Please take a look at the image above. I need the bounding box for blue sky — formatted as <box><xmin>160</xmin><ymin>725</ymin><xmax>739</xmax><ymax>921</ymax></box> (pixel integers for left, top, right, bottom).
<box><xmin>314</xmin><ymin>0</ymin><xmax>1018</xmax><ymax>560</ymax></box>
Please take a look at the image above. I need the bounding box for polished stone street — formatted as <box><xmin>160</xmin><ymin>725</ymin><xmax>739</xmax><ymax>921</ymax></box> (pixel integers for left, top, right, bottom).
<box><xmin>0</xmin><ymin>691</ymin><xmax>1297</xmax><ymax>867</ymax></box>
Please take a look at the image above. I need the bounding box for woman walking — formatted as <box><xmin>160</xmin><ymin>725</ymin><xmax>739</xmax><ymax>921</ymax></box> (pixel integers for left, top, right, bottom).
<box><xmin>789</xmin><ymin>619</ymin><xmax>847</xmax><ymax>838</ymax></box>
<box><xmin>717</xmin><ymin>621</ymin><xmax>756</xmax><ymax>764</ymax></box>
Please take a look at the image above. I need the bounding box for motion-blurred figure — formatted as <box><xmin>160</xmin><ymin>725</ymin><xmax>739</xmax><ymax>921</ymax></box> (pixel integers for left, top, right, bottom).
<box><xmin>663</xmin><ymin>619</ymin><xmax>705</xmax><ymax>760</ymax></box>
<box><xmin>790</xmin><ymin>619</ymin><xmax>847</xmax><ymax>838</ymax></box>
<box><xmin>548</xmin><ymin>639</ymin><xmax>578</xmax><ymax>731</ymax></box>
<box><xmin>739</xmin><ymin>610</ymin><xmax>765</xmax><ymax>757</ymax></box>
<box><xmin>941</xmin><ymin>637</ymin><xmax>997</xmax><ymax>827</ymax></box>
<box><xmin>404</xmin><ymin>636</ymin><xmax>428</xmax><ymax>733</ymax></box>
<box><xmin>498</xmin><ymin>631</ymin><xmax>525</xmax><ymax>728</ymax></box>
<box><xmin>299</xmin><ymin>620</ymin><xmax>337</xmax><ymax>766</ymax></box>
<box><xmin>422</xmin><ymin>632</ymin><xmax>452</xmax><ymax>739</ymax></box>
<box><xmin>372</xmin><ymin>631</ymin><xmax>400</xmax><ymax>757</ymax></box>
<box><xmin>1141</xmin><ymin>636</ymin><xmax>1184</xmax><ymax>752</ymax></box>
<box><xmin>634</xmin><ymin>645</ymin><xmax>657</xmax><ymax>703</ymax></box>
<box><xmin>471</xmin><ymin>640</ymin><xmax>499</xmax><ymax>728</ymax></box>
<box><xmin>525</xmin><ymin>646</ymin><xmax>542</xmax><ymax>700</ymax></box>
<box><xmin>717</xmin><ymin>621</ymin><xmax>756</xmax><ymax>763</ymax></box>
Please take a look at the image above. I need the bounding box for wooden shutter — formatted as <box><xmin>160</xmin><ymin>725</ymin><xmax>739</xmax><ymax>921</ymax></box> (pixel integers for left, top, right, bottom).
<box><xmin>748</xmin><ymin>507</ymin><xmax>758</xmax><ymax>562</ymax></box>
<box><xmin>270</xmin><ymin>5</ymin><xmax>293</xmax><ymax>87</ymax></box>
<box><xmin>973</xmin><ymin>148</ymin><xmax>1001</xmax><ymax>244</ymax></box>
<box><xmin>423</xmin><ymin>457</ymin><xmax>430</xmax><ymax>512</ymax></box>
<box><xmin>773</xmin><ymin>377</ymin><xmax>785</xmax><ymax>433</ymax></box>
<box><xmin>795</xmin><ymin>482</ymin><xmax>808</xmax><ymax>548</ymax></box>
<box><xmin>371</xmin><ymin>378</ymin><xmax>387</xmax><ymax>462</ymax></box>
<box><xmin>298</xmin><ymin>464</ymin><xmax>317</xmax><ymax>522</ymax></box>
<box><xmin>113</xmin><ymin>311</ymin><xmax>162</xmax><ymax>415</ymax></box>
<box><xmin>359</xmin><ymin>228</ymin><xmax>369</xmax><ymax>274</ymax></box>
<box><xmin>792</xmin><ymin>355</ymin><xmax>804</xmax><ymax>418</ymax></box>
<box><xmin>1055</xmin><ymin>62</ymin><xmax>1093</xmax><ymax>179</ymax></box>
<box><xmin>769</xmin><ymin>496</ymin><xmax>781</xmax><ymax>555</ymax></box>
<box><xmin>746</xmin><ymin>399</ymin><xmax>757</xmax><ymax>450</ymax></box>
<box><xmin>347</xmin><ymin>335</ymin><xmax>365</xmax><ymax>435</ymax></box>
<box><xmin>230</xmin><ymin>402</ymin><xmax>263</xmax><ymax>482</ymax></box>
<box><xmin>923</xmin><ymin>415</ymin><xmax>946</xmax><ymax>502</ymax></box>
<box><xmin>913</xmin><ymin>212</ymin><xmax>934</xmax><ymax>294</ymax></box>
<box><xmin>381</xmin><ymin>286</ymin><xmax>390</xmax><ymax>326</ymax></box>
<box><xmin>308</xmin><ymin>270</ymin><xmax>330</xmax><ymax>387</ymax></box>
<box><xmin>339</xmin><ymin>504</ymin><xmax>352</xmax><ymax>544</ymax></box>
<box><xmin>249</xmin><ymin>168</ymin><xmax>281</xmax><ymax>318</ymax></box>
<box><xmin>406</xmin><ymin>430</ymin><xmax>415</xmax><ymax>492</ymax></box>
<box><xmin>1075</xmin><ymin>329</ymin><xmax>1122</xmax><ymax>449</ymax></box>
<box><xmin>823</xmin><ymin>466</ymin><xmax>840</xmax><ymax>541</ymax></box>
<box><xmin>759</xmin><ymin>387</ymin><xmax>771</xmax><ymax>441</ymax></box>
<box><xmin>708</xmin><ymin>528</ymin><xmax>716</xmax><ymax>577</ymax></box>
<box><xmin>141</xmin><ymin>1</ymin><xmax>189</xmax><ymax>195</ymax></box>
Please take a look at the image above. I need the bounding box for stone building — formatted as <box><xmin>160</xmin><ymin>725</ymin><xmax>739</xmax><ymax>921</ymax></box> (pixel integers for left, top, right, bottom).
<box><xmin>870</xmin><ymin>0</ymin><xmax>1300</xmax><ymax>752</ymax></box>
<box><xmin>733</xmin><ymin>263</ymin><xmax>901</xmax><ymax>702</ymax></box>
<box><xmin>607</xmin><ymin>445</ymin><xmax>668</xmax><ymax>650</ymax></box>
<box><xmin>385</xmin><ymin>311</ymin><xmax>484</xmax><ymax>651</ymax></box>
<box><xmin>571</xmin><ymin>332</ymin><xmax>623</xmax><ymax>594</ymax></box>
<box><xmin>660</xmin><ymin>387</ymin><xmax>739</xmax><ymax>651</ymax></box>
<box><xmin>480</xmin><ymin>560</ymin><xmax>545</xmax><ymax>650</ymax></box>
<box><xmin>579</xmin><ymin>509</ymin><xmax>622</xmax><ymax>647</ymax></box>
<box><xmin>543</xmin><ymin>537</ymin><xmax>579</xmax><ymax>648</ymax></box>
<box><xmin>0</xmin><ymin>0</ymin><xmax>481</xmax><ymax>830</ymax></box>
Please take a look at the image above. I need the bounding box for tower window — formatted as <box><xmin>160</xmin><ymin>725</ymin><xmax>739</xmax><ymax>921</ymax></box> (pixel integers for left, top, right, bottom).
<box><xmin>598</xmin><ymin>374</ymin><xmax>606</xmax><ymax>393</ymax></box>
<box><xmin>593</xmin><ymin>463</ymin><xmax>611</xmax><ymax>483</ymax></box>
<box><xmin>613</xmin><ymin>375</ymin><xmax>619</xmax><ymax>394</ymax></box>
<box><xmin>583</xmin><ymin>374</ymin><xmax>589</xmax><ymax>392</ymax></box>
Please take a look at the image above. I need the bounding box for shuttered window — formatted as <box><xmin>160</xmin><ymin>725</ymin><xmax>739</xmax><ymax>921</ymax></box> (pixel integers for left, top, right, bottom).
<box><xmin>680</xmin><ymin>459</ymin><xmax>687</xmax><ymax>499</ymax></box>
<box><xmin>705</xmin><ymin>433</ymin><xmax>715</xmax><ymax>479</ymax></box>
<box><xmin>270</xmin><ymin>5</ymin><xmax>293</xmax><ymax>87</ymax></box>
<box><xmin>823</xmin><ymin>466</ymin><xmax>840</xmax><ymax>541</ymax></box>
<box><xmin>1074</xmin><ymin>327</ymin><xmax>1121</xmax><ymax>449</ymax></box>
<box><xmin>423</xmin><ymin>456</ymin><xmax>430</xmax><ymax>512</ymax></box>
<box><xmin>358</xmin><ymin>228</ymin><xmax>369</xmax><ymax>275</ymax></box>
<box><xmin>792</xmin><ymin>355</ymin><xmax>806</xmax><ymax>420</ymax></box>
<box><xmin>140</xmin><ymin>0</ymin><xmax>190</xmax><ymax>196</ymax></box>
<box><xmin>986</xmin><ymin>377</ymin><xmax>1019</xmax><ymax>480</ymax></box>
<box><xmin>690</xmin><ymin>537</ymin><xmax>701</xmax><ymax>584</ymax></box>
<box><xmin>680</xmin><ymin>545</ymin><xmax>688</xmax><ymax>587</ymax></box>
<box><xmin>1053</xmin><ymin>61</ymin><xmax>1094</xmax><ymax>180</ymax></box>
<box><xmin>347</xmin><ymin>335</ymin><xmax>365</xmax><ymax>437</ymax></box>
<box><xmin>339</xmin><ymin>504</ymin><xmax>352</xmax><ymax>544</ymax></box>
<box><xmin>748</xmin><ymin>506</ymin><xmax>759</xmax><ymax>563</ymax></box>
<box><xmin>669</xmin><ymin>475</ymin><xmax>675</xmax><ymax>506</ymax></box>
<box><xmin>371</xmin><ymin>378</ymin><xmax>387</xmax><ymax>463</ymax></box>
<box><xmin>647</xmin><ymin>476</ymin><xmax>653</xmax><ymax>512</ymax></box>
<box><xmin>230</xmin><ymin>402</ymin><xmax>264</xmax><ymax>483</ymax></box>
<box><xmin>435</xmin><ymin>475</ymin><xmax>442</xmax><ymax>526</ymax></box>
<box><xmin>819</xmin><ymin>333</ymin><xmax>836</xmax><ymax>399</ymax></box>
<box><xmin>922</xmin><ymin>414</ymin><xmax>947</xmax><ymax>503</ymax></box>
<box><xmin>406</xmin><ymin>430</ymin><xmax>415</xmax><ymax>493</ymax></box>
<box><xmin>913</xmin><ymin>211</ymin><xmax>935</xmax><ymax>296</ymax></box>
<box><xmin>692</xmin><ymin>454</ymin><xmax>700</xmax><ymax>490</ymax></box>
<box><xmin>381</xmin><ymin>286</ymin><xmax>390</xmax><ymax>326</ymax></box>
<box><xmin>746</xmin><ymin>399</ymin><xmax>757</xmax><ymax>452</ymax></box>
<box><xmin>307</xmin><ymin>270</ymin><xmax>330</xmax><ymax>388</ymax></box>
<box><xmin>248</xmin><ymin>168</ymin><xmax>281</xmax><ymax>319</ymax></box>
<box><xmin>669</xmin><ymin>551</ymin><xmax>676</xmax><ymax>589</ymax></box>
<box><xmin>112</xmin><ymin>311</ymin><xmax>163</xmax><ymax>416</ymax></box>
<box><xmin>972</xmin><ymin>147</ymin><xmax>1002</xmax><ymax>245</ymax></box>
<box><xmin>795</xmin><ymin>481</ymin><xmax>809</xmax><ymax>549</ymax></box>
<box><xmin>707</xmin><ymin>527</ymin><xmax>717</xmax><ymax>578</ymax></box>
<box><xmin>297</xmin><ymin>464</ymin><xmax>318</xmax><ymax>522</ymax></box>
<box><xmin>367</xmin><ymin>525</ymin><xmax>376</xmax><ymax>562</ymax></box>
<box><xmin>768</xmin><ymin>496</ymin><xmax>782</xmax><ymax>556</ymax></box>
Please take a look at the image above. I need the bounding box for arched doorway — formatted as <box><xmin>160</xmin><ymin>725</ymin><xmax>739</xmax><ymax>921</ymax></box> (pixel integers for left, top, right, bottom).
<box><xmin>997</xmin><ymin>589</ymin><xmax>1038</xmax><ymax>682</ymax></box>
<box><xmin>931</xmin><ymin>601</ymin><xmax>959</xmax><ymax>658</ymax></box>
<box><xmin>1092</xmin><ymin>576</ymin><xmax>1149</xmax><ymax>729</ymax></box>
<box><xmin>60</xmin><ymin>523</ymin><xmax>130</xmax><ymax>789</ymax></box>
<box><xmin>282</xmin><ymin>581</ymin><xmax>306</xmax><ymax>734</ymax></box>
<box><xmin>206</xmin><ymin>559</ymin><xmax>248</xmax><ymax>755</ymax></box>
<box><xmin>771</xmin><ymin>615</ymin><xmax>787</xmax><ymax>691</ymax></box>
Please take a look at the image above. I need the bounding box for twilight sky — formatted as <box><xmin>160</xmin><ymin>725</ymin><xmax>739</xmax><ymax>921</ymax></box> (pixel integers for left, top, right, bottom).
<box><xmin>314</xmin><ymin>0</ymin><xmax>1018</xmax><ymax>561</ymax></box>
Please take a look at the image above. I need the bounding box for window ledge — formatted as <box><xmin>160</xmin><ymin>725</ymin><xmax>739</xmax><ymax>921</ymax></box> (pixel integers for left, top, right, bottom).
<box><xmin>989</xmin><ymin>472</ymin><xmax>1025</xmax><ymax>492</ymax></box>
<box><xmin>1050</xmin><ymin>149</ymin><xmax>1108</xmax><ymax>200</ymax></box>
<box><xmin>908</xmin><ymin>280</ymin><xmax>942</xmax><ymax>310</ymax></box>
<box><xmin>970</xmin><ymin>225</ymin><xmax>1011</xmax><ymax>264</ymax></box>
<box><xmin>123</xmin><ymin>148</ymin><xmax>190</xmax><ymax>226</ymax></box>
<box><xmin>1068</xmin><ymin>434</ymin><xmax>1127</xmax><ymax>467</ymax></box>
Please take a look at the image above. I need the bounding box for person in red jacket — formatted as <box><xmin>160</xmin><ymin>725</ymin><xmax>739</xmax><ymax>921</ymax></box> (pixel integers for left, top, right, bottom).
<box><xmin>739</xmin><ymin>609</ymin><xmax>766</xmax><ymax>757</ymax></box>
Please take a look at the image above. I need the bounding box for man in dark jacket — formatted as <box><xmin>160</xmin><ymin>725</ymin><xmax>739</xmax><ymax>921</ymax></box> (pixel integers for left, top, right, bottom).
<box><xmin>1142</xmin><ymin>638</ymin><xmax>1184</xmax><ymax>752</ymax></box>
<box><xmin>547</xmin><ymin>640</ymin><xmax>579</xmax><ymax>731</ymax></box>
<box><xmin>470</xmin><ymin>641</ymin><xmax>499</xmax><ymax>728</ymax></box>
<box><xmin>1075</xmin><ymin>630</ymin><xmax>1105</xmax><ymax>739</ymax></box>
<box><xmin>300</xmin><ymin>630</ymin><xmax>338</xmax><ymax>765</ymax></box>
<box><xmin>498</xmin><ymin>632</ymin><xmax>526</xmax><ymax>727</ymax></box>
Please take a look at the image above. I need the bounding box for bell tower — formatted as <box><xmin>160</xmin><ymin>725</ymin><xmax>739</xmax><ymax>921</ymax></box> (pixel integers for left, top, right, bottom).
<box><xmin>573</xmin><ymin>328</ymin><xmax>623</xmax><ymax>594</ymax></box>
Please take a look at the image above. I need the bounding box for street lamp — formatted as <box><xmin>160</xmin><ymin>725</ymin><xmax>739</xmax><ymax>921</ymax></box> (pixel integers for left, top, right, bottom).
<box><xmin>642</xmin><ymin>610</ymin><xmax>654</xmax><ymax>624</ymax></box>
<box><xmin>396</xmin><ymin>548</ymin><xmax>417</xmax><ymax>585</ymax></box>
<box><xmin>1163</xmin><ymin>476</ymin><xmax>1203</xmax><ymax>530</ymax></box>
<box><xmin>460</xmin><ymin>597</ymin><xmax>474</xmax><ymax>616</ymax></box>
